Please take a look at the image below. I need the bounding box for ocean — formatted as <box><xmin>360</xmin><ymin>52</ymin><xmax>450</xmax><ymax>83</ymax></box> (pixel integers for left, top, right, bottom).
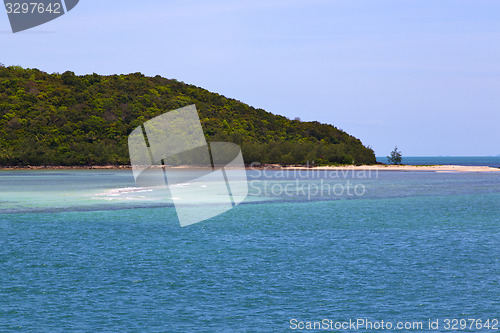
<box><xmin>1</xmin><ymin>167</ymin><xmax>499</xmax><ymax>332</ymax></box>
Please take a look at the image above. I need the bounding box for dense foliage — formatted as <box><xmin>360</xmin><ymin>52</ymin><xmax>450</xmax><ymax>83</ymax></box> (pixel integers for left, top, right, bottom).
<box><xmin>0</xmin><ymin>65</ymin><xmax>376</xmax><ymax>166</ymax></box>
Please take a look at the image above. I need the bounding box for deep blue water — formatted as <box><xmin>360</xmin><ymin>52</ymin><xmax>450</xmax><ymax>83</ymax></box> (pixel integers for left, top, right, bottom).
<box><xmin>1</xmin><ymin>170</ymin><xmax>499</xmax><ymax>332</ymax></box>
<box><xmin>376</xmin><ymin>156</ymin><xmax>500</xmax><ymax>168</ymax></box>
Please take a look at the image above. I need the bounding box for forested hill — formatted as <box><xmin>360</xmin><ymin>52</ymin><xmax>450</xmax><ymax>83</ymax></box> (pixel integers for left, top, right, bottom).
<box><xmin>0</xmin><ymin>65</ymin><xmax>376</xmax><ymax>166</ymax></box>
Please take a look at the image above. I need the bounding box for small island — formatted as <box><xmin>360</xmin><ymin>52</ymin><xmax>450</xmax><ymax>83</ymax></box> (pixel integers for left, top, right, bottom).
<box><xmin>0</xmin><ymin>65</ymin><xmax>375</xmax><ymax>167</ymax></box>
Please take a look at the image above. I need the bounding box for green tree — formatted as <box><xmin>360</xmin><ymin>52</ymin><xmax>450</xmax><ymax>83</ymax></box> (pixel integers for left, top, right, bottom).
<box><xmin>387</xmin><ymin>146</ymin><xmax>403</xmax><ymax>165</ymax></box>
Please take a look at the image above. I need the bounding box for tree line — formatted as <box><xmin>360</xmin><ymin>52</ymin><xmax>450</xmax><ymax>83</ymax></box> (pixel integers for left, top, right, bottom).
<box><xmin>0</xmin><ymin>64</ymin><xmax>376</xmax><ymax>166</ymax></box>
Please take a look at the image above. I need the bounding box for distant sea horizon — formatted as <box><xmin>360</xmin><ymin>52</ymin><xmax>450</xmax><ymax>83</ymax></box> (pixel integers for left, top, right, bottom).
<box><xmin>376</xmin><ymin>156</ymin><xmax>500</xmax><ymax>168</ymax></box>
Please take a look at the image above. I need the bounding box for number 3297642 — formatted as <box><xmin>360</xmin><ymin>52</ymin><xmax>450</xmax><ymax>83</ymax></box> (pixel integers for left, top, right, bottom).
<box><xmin>443</xmin><ymin>319</ymin><xmax>498</xmax><ymax>330</ymax></box>
<box><xmin>5</xmin><ymin>2</ymin><xmax>62</xmax><ymax>14</ymax></box>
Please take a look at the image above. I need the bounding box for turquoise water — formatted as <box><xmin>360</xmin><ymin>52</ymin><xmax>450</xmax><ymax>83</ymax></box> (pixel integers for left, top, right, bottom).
<box><xmin>377</xmin><ymin>156</ymin><xmax>500</xmax><ymax>168</ymax></box>
<box><xmin>1</xmin><ymin>170</ymin><xmax>499</xmax><ymax>332</ymax></box>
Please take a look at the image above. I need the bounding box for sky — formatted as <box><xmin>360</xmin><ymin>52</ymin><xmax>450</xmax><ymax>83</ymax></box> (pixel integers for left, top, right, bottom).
<box><xmin>1</xmin><ymin>0</ymin><xmax>499</xmax><ymax>156</ymax></box>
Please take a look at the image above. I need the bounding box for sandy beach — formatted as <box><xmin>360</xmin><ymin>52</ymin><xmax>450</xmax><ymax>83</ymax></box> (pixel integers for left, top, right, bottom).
<box><xmin>2</xmin><ymin>164</ymin><xmax>499</xmax><ymax>172</ymax></box>
<box><xmin>280</xmin><ymin>164</ymin><xmax>500</xmax><ymax>172</ymax></box>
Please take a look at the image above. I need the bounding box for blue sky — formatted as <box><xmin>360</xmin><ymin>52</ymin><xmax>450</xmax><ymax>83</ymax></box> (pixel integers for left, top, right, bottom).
<box><xmin>1</xmin><ymin>0</ymin><xmax>499</xmax><ymax>156</ymax></box>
